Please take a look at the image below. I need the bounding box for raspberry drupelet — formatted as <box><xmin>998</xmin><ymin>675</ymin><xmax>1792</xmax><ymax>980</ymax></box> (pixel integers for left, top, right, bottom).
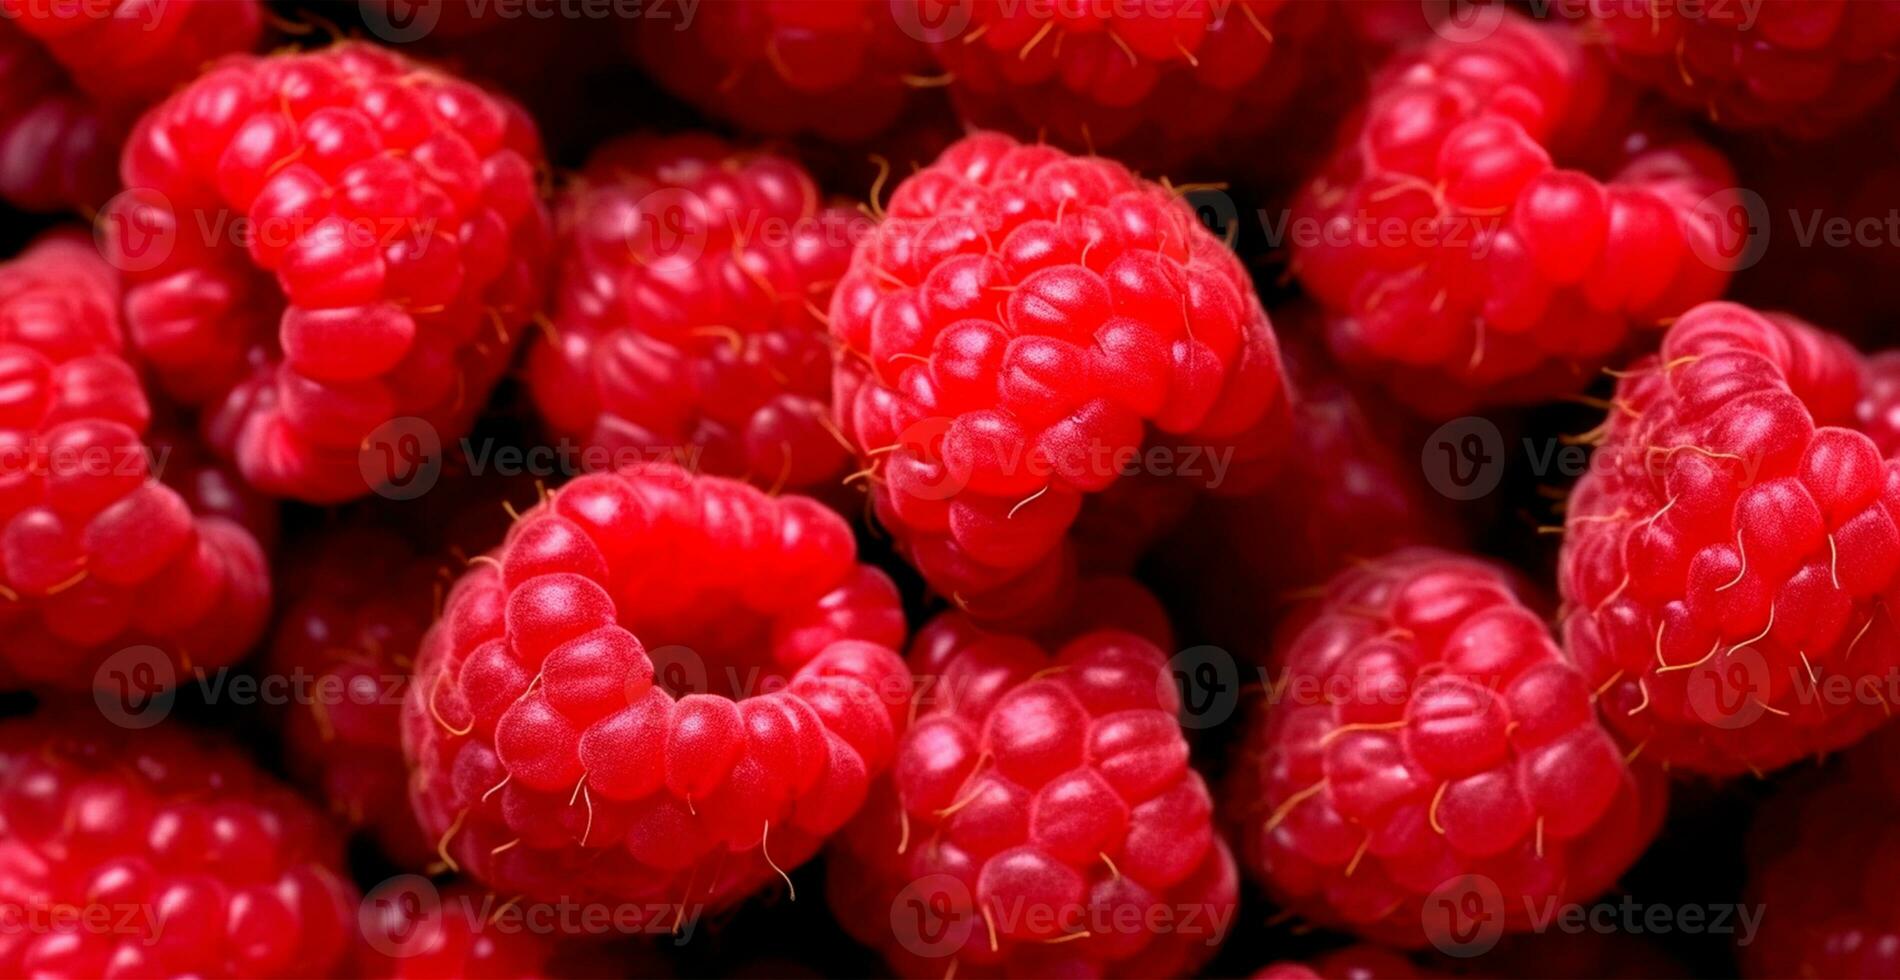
<box><xmin>0</xmin><ymin>0</ymin><xmax>261</xmax><ymax>212</ymax></box>
<box><xmin>1292</xmin><ymin>14</ymin><xmax>1739</xmax><ymax>417</ymax></box>
<box><xmin>827</xmin><ymin>621</ymin><xmax>1237</xmax><ymax>978</ymax></box>
<box><xmin>0</xmin><ymin>712</ymin><xmax>358</xmax><ymax>977</ymax></box>
<box><xmin>1560</xmin><ymin>302</ymin><xmax>1900</xmax><ymax>775</ymax></box>
<box><xmin>1229</xmin><ymin>549</ymin><xmax>1665</xmax><ymax>948</ymax></box>
<box><xmin>916</xmin><ymin>0</ymin><xmax>1336</xmax><ymax>176</ymax></box>
<box><xmin>527</xmin><ymin>134</ymin><xmax>861</xmax><ymax>498</ymax></box>
<box><xmin>402</xmin><ymin>463</ymin><xmax>911</xmax><ymax>915</ymax></box>
<box><xmin>0</xmin><ymin>233</ymin><xmax>270</xmax><ymax>691</ymax></box>
<box><xmin>101</xmin><ymin>42</ymin><xmax>553</xmax><ymax>503</ymax></box>
<box><xmin>629</xmin><ymin>0</ymin><xmax>937</xmax><ymax>145</ymax></box>
<box><xmin>830</xmin><ymin>131</ymin><xmax>1290</xmax><ymax>624</ymax></box>
<box><xmin>1577</xmin><ymin>0</ymin><xmax>1900</xmax><ymax>139</ymax></box>
<box><xmin>1743</xmin><ymin>721</ymin><xmax>1900</xmax><ymax>978</ymax></box>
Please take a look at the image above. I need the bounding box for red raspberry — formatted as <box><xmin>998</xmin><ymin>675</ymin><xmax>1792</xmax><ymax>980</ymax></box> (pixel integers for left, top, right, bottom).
<box><xmin>0</xmin><ymin>233</ymin><xmax>269</xmax><ymax>691</ymax></box>
<box><xmin>527</xmin><ymin>134</ymin><xmax>860</xmax><ymax>498</ymax></box>
<box><xmin>149</xmin><ymin>417</ymin><xmax>280</xmax><ymax>551</ymax></box>
<box><xmin>1292</xmin><ymin>14</ymin><xmax>1738</xmax><ymax>417</ymax></box>
<box><xmin>1558</xmin><ymin>302</ymin><xmax>1900</xmax><ymax>775</ymax></box>
<box><xmin>270</xmin><ymin>470</ymin><xmax>535</xmax><ymax>869</ymax></box>
<box><xmin>628</xmin><ymin>0</ymin><xmax>937</xmax><ymax>144</ymax></box>
<box><xmin>915</xmin><ymin>0</ymin><xmax>1334</xmax><ymax>176</ymax></box>
<box><xmin>0</xmin><ymin>711</ymin><xmax>357</xmax><ymax>976</ymax></box>
<box><xmin>1861</xmin><ymin>350</ymin><xmax>1900</xmax><ymax>457</ymax></box>
<box><xmin>1743</xmin><ymin>721</ymin><xmax>1900</xmax><ymax>978</ymax></box>
<box><xmin>1577</xmin><ymin>0</ymin><xmax>1900</xmax><ymax>139</ymax></box>
<box><xmin>828</xmin><ymin>624</ymin><xmax>1237</xmax><ymax>978</ymax></box>
<box><xmin>102</xmin><ymin>42</ymin><xmax>553</xmax><ymax>502</ymax></box>
<box><xmin>1230</xmin><ymin>548</ymin><xmax>1665</xmax><ymax>948</ymax></box>
<box><xmin>351</xmin><ymin>879</ymin><xmax>651</xmax><ymax>979</ymax></box>
<box><xmin>830</xmin><ymin>131</ymin><xmax>1289</xmax><ymax>623</ymax></box>
<box><xmin>0</xmin><ymin>0</ymin><xmax>261</xmax><ymax>212</ymax></box>
<box><xmin>401</xmin><ymin>463</ymin><xmax>911</xmax><ymax>914</ymax></box>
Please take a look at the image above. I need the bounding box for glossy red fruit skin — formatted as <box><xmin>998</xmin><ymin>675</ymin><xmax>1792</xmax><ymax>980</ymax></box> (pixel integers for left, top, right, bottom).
<box><xmin>830</xmin><ymin>131</ymin><xmax>1289</xmax><ymax>625</ymax></box>
<box><xmin>1579</xmin><ymin>0</ymin><xmax>1900</xmax><ymax>139</ymax></box>
<box><xmin>1744</xmin><ymin>722</ymin><xmax>1900</xmax><ymax>978</ymax></box>
<box><xmin>102</xmin><ymin>42</ymin><xmax>553</xmax><ymax>503</ymax></box>
<box><xmin>1292</xmin><ymin>13</ymin><xmax>1738</xmax><ymax>418</ymax></box>
<box><xmin>355</xmin><ymin>883</ymin><xmax>567</xmax><ymax>979</ymax></box>
<box><xmin>527</xmin><ymin>134</ymin><xmax>860</xmax><ymax>498</ymax></box>
<box><xmin>1231</xmin><ymin>549</ymin><xmax>1665</xmax><ymax>948</ymax></box>
<box><xmin>0</xmin><ymin>712</ymin><xmax>358</xmax><ymax>977</ymax></box>
<box><xmin>402</xmin><ymin>463</ymin><xmax>910</xmax><ymax>914</ymax></box>
<box><xmin>630</xmin><ymin>0</ymin><xmax>936</xmax><ymax>144</ymax></box>
<box><xmin>0</xmin><ymin>233</ymin><xmax>270</xmax><ymax>692</ymax></box>
<box><xmin>0</xmin><ymin>0</ymin><xmax>260</xmax><ymax>212</ymax></box>
<box><xmin>828</xmin><ymin>622</ymin><xmax>1237</xmax><ymax>979</ymax></box>
<box><xmin>917</xmin><ymin>0</ymin><xmax>1335</xmax><ymax>176</ymax></box>
<box><xmin>1560</xmin><ymin>302</ymin><xmax>1900</xmax><ymax>775</ymax></box>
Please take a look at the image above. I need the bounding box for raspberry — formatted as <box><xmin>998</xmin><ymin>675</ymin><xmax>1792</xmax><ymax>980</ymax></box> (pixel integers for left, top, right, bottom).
<box><xmin>629</xmin><ymin>0</ymin><xmax>937</xmax><ymax>144</ymax></box>
<box><xmin>1292</xmin><ymin>14</ymin><xmax>1738</xmax><ymax>417</ymax></box>
<box><xmin>0</xmin><ymin>233</ymin><xmax>270</xmax><ymax>691</ymax></box>
<box><xmin>526</xmin><ymin>134</ymin><xmax>859</xmax><ymax>498</ymax></box>
<box><xmin>1229</xmin><ymin>548</ymin><xmax>1664</xmax><ymax>948</ymax></box>
<box><xmin>354</xmin><ymin>881</ymin><xmax>594</xmax><ymax>979</ymax></box>
<box><xmin>827</xmin><ymin>625</ymin><xmax>1237</xmax><ymax>978</ymax></box>
<box><xmin>270</xmin><ymin>469</ymin><xmax>534</xmax><ymax>868</ymax></box>
<box><xmin>916</xmin><ymin>0</ymin><xmax>1335</xmax><ymax>176</ymax></box>
<box><xmin>0</xmin><ymin>0</ymin><xmax>260</xmax><ymax>212</ymax></box>
<box><xmin>102</xmin><ymin>42</ymin><xmax>553</xmax><ymax>502</ymax></box>
<box><xmin>1743</xmin><ymin>721</ymin><xmax>1900</xmax><ymax>978</ymax></box>
<box><xmin>1577</xmin><ymin>0</ymin><xmax>1900</xmax><ymax>138</ymax></box>
<box><xmin>149</xmin><ymin>417</ymin><xmax>280</xmax><ymax>551</ymax></box>
<box><xmin>1861</xmin><ymin>350</ymin><xmax>1900</xmax><ymax>457</ymax></box>
<box><xmin>0</xmin><ymin>711</ymin><xmax>357</xmax><ymax>976</ymax></box>
<box><xmin>830</xmin><ymin>131</ymin><xmax>1289</xmax><ymax>623</ymax></box>
<box><xmin>1558</xmin><ymin>302</ymin><xmax>1900</xmax><ymax>775</ymax></box>
<box><xmin>401</xmin><ymin>463</ymin><xmax>911</xmax><ymax>914</ymax></box>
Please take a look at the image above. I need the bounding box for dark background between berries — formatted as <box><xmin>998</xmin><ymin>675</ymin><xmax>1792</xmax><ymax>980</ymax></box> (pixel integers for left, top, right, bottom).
<box><xmin>1</xmin><ymin>0</ymin><xmax>1877</xmax><ymax>977</ymax></box>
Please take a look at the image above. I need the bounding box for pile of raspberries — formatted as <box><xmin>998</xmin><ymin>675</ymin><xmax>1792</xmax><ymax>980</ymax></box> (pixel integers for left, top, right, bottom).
<box><xmin>4</xmin><ymin>1</ymin><xmax>1900</xmax><ymax>978</ymax></box>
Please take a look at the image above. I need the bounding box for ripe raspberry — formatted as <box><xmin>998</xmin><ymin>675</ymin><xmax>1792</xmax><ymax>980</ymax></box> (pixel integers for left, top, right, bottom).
<box><xmin>1861</xmin><ymin>350</ymin><xmax>1900</xmax><ymax>457</ymax></box>
<box><xmin>629</xmin><ymin>0</ymin><xmax>937</xmax><ymax>144</ymax></box>
<box><xmin>828</xmin><ymin>626</ymin><xmax>1237</xmax><ymax>978</ymax></box>
<box><xmin>830</xmin><ymin>131</ymin><xmax>1289</xmax><ymax>623</ymax></box>
<box><xmin>1559</xmin><ymin>302</ymin><xmax>1900</xmax><ymax>775</ymax></box>
<box><xmin>102</xmin><ymin>42</ymin><xmax>553</xmax><ymax>502</ymax></box>
<box><xmin>1230</xmin><ymin>548</ymin><xmax>1664</xmax><ymax>947</ymax></box>
<box><xmin>1577</xmin><ymin>0</ymin><xmax>1900</xmax><ymax>138</ymax></box>
<box><xmin>0</xmin><ymin>0</ymin><xmax>260</xmax><ymax>212</ymax></box>
<box><xmin>1292</xmin><ymin>14</ymin><xmax>1738</xmax><ymax>417</ymax></box>
<box><xmin>0</xmin><ymin>711</ymin><xmax>357</xmax><ymax>976</ymax></box>
<box><xmin>0</xmin><ymin>233</ymin><xmax>269</xmax><ymax>691</ymax></box>
<box><xmin>1743</xmin><ymin>721</ymin><xmax>1900</xmax><ymax>978</ymax></box>
<box><xmin>353</xmin><ymin>881</ymin><xmax>624</xmax><ymax>979</ymax></box>
<box><xmin>270</xmin><ymin>469</ymin><xmax>534</xmax><ymax>869</ymax></box>
<box><xmin>916</xmin><ymin>0</ymin><xmax>1335</xmax><ymax>176</ymax></box>
<box><xmin>149</xmin><ymin>417</ymin><xmax>280</xmax><ymax>551</ymax></box>
<box><xmin>527</xmin><ymin>135</ymin><xmax>859</xmax><ymax>498</ymax></box>
<box><xmin>402</xmin><ymin>463</ymin><xmax>911</xmax><ymax>914</ymax></box>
